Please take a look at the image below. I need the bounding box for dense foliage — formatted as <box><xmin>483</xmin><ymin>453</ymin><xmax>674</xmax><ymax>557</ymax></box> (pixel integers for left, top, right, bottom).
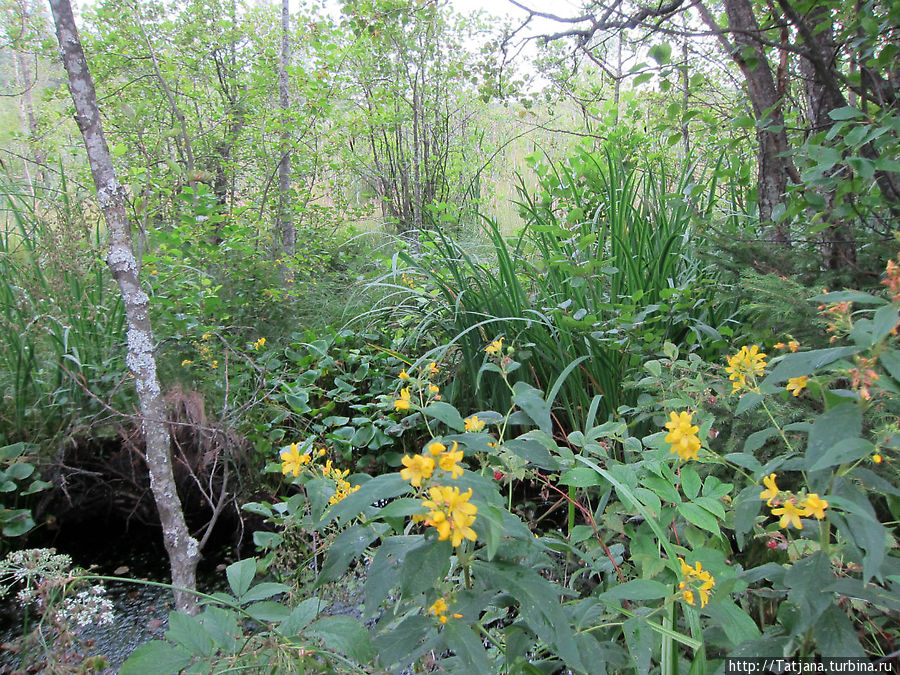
<box><xmin>0</xmin><ymin>0</ymin><xmax>897</xmax><ymax>672</ymax></box>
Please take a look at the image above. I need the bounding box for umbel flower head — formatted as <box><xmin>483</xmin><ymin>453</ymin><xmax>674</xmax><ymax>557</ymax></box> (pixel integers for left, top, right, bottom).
<box><xmin>725</xmin><ymin>345</ymin><xmax>767</xmax><ymax>393</ymax></box>
<box><xmin>664</xmin><ymin>411</ymin><xmax>701</xmax><ymax>461</ymax></box>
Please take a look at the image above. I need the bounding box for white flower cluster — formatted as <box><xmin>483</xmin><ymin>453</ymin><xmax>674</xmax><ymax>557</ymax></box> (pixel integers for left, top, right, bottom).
<box><xmin>0</xmin><ymin>549</ymin><xmax>73</xmax><ymax>595</ymax></box>
<box><xmin>57</xmin><ymin>585</ymin><xmax>115</xmax><ymax>628</ymax></box>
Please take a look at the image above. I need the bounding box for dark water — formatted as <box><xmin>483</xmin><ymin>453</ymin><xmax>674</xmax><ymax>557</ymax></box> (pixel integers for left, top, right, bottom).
<box><xmin>0</xmin><ymin>518</ymin><xmax>228</xmax><ymax>672</ymax></box>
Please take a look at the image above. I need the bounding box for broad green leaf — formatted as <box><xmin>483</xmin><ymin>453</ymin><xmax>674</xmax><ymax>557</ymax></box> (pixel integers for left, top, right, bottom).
<box><xmin>504</xmin><ymin>437</ymin><xmax>559</xmax><ymax>470</ymax></box>
<box><xmin>442</xmin><ymin>619</ymin><xmax>492</xmax><ymax>672</ymax></box>
<box><xmin>317</xmin><ymin>523</ymin><xmax>383</xmax><ymax>585</ymax></box>
<box><xmin>701</xmin><ymin>598</ymin><xmax>760</xmax><ymax>646</ymax></box>
<box><xmin>809</xmin><ymin>437</ymin><xmax>875</xmax><ymax>471</ymax></box>
<box><xmin>225</xmin><ymin>558</ymin><xmax>256</xmax><ymax>598</ymax></box>
<box><xmin>784</xmin><ymin>552</ymin><xmax>833</xmax><ymax>632</ymax></box>
<box><xmin>318</xmin><ymin>472</ymin><xmax>409</xmax><ymax>528</ymax></box>
<box><xmin>401</xmin><ymin>537</ymin><xmax>451</xmax><ymax>595</ymax></box>
<box><xmin>4</xmin><ymin>463</ymin><xmax>34</xmax><ymax>480</ymax></box>
<box><xmin>805</xmin><ymin>403</ymin><xmax>861</xmax><ymax>472</ymax></box>
<box><xmin>681</xmin><ymin>467</ymin><xmax>701</xmax><ymax>500</ymax></box>
<box><xmin>735</xmin><ymin>392</ymin><xmax>763</xmax><ymax>415</ymax></box>
<box><xmin>600</xmin><ymin>579</ymin><xmax>670</xmax><ymax>601</ymax></box>
<box><xmin>512</xmin><ymin>381</ymin><xmax>552</xmax><ymax>433</ymax></box>
<box><xmin>559</xmin><ymin>467</ymin><xmax>602</xmax><ymax>487</ymax></box>
<box><xmin>678</xmin><ymin>503</ymin><xmax>721</xmax><ymax>537</ymax></box>
<box><xmin>120</xmin><ymin>641</ymin><xmax>192</xmax><ymax>675</ymax></box>
<box><xmin>166</xmin><ymin>612</ymin><xmax>215</xmax><ymax>657</ymax></box>
<box><xmin>422</xmin><ymin>401</ymin><xmax>465</xmax><ymax>431</ymax></box>
<box><xmin>828</xmin><ymin>106</ymin><xmax>863</xmax><ymax>120</ymax></box>
<box><xmin>871</xmin><ymin>303</ymin><xmax>900</xmax><ymax>344</ymax></box>
<box><xmin>809</xmin><ymin>290</ymin><xmax>885</xmax><ymax>304</ymax></box>
<box><xmin>881</xmin><ymin>348</ymin><xmax>900</xmax><ymax>385</ymax></box>
<box><xmin>364</xmin><ymin>535</ymin><xmax>419</xmax><ymax>617</ymax></box>
<box><xmin>643</xmin><ymin>475</ymin><xmax>681</xmax><ymax>504</ymax></box>
<box><xmin>280</xmin><ymin>597</ymin><xmax>324</xmax><ymax>635</ymax></box>
<box><xmin>372</xmin><ymin>615</ymin><xmax>434</xmax><ymax>668</ymax></box>
<box><xmin>308</xmin><ymin>615</ymin><xmax>374</xmax><ymax>663</ymax></box>
<box><xmin>623</xmin><ymin>616</ymin><xmax>653</xmax><ymax>675</ymax></box>
<box><xmin>1</xmin><ymin>510</ymin><xmax>34</xmax><ymax>536</ymax></box>
<box><xmin>240</xmin><ymin>582</ymin><xmax>289</xmax><ymax>604</ymax></box>
<box><xmin>197</xmin><ymin>606</ymin><xmax>240</xmax><ymax>653</ymax></box>
<box><xmin>763</xmin><ymin>346</ymin><xmax>860</xmax><ymax>384</ymax></box>
<box><xmin>743</xmin><ymin>427</ymin><xmax>778</xmax><ymax>454</ymax></box>
<box><xmin>377</xmin><ymin>497</ymin><xmax>424</xmax><ymax>519</ymax></box>
<box><xmin>812</xmin><ymin>605</ymin><xmax>865</xmax><ymax>656</ymax></box>
<box><xmin>246</xmin><ymin>601</ymin><xmax>291</xmax><ymax>622</ymax></box>
<box><xmin>649</xmin><ymin>42</ymin><xmax>672</xmax><ymax>64</ymax></box>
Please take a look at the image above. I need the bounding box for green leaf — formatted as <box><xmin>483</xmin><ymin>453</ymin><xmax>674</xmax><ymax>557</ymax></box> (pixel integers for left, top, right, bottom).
<box><xmin>735</xmin><ymin>392</ymin><xmax>763</xmax><ymax>415</ymax></box>
<box><xmin>600</xmin><ymin>579</ymin><xmax>670</xmax><ymax>601</ymax></box>
<box><xmin>401</xmin><ymin>537</ymin><xmax>452</xmax><ymax>595</ymax></box>
<box><xmin>442</xmin><ymin>619</ymin><xmax>492</xmax><ymax>672</ymax></box>
<box><xmin>805</xmin><ymin>403</ymin><xmax>861</xmax><ymax>472</ymax></box>
<box><xmin>280</xmin><ymin>597</ymin><xmax>324</xmax><ymax>636</ymax></box>
<box><xmin>120</xmin><ymin>640</ymin><xmax>192</xmax><ymax>675</ymax></box>
<box><xmin>763</xmin><ymin>346</ymin><xmax>860</xmax><ymax>384</ymax></box>
<box><xmin>308</xmin><ymin>615</ymin><xmax>374</xmax><ymax>663</ymax></box>
<box><xmin>678</xmin><ymin>502</ymin><xmax>721</xmax><ymax>537</ymax></box>
<box><xmin>681</xmin><ymin>467</ymin><xmax>701</xmax><ymax>501</ymax></box>
<box><xmin>240</xmin><ymin>582</ymin><xmax>290</xmax><ymax>604</ymax></box>
<box><xmin>880</xmin><ymin>348</ymin><xmax>900</xmax><ymax>385</ymax></box>
<box><xmin>649</xmin><ymin>42</ymin><xmax>672</xmax><ymax>64</ymax></box>
<box><xmin>318</xmin><ymin>472</ymin><xmax>409</xmax><ymax>528</ymax></box>
<box><xmin>828</xmin><ymin>106</ymin><xmax>863</xmax><ymax>120</ymax></box>
<box><xmin>246</xmin><ymin>600</ymin><xmax>291</xmax><ymax>622</ymax></box>
<box><xmin>422</xmin><ymin>401</ymin><xmax>465</xmax><ymax>431</ymax></box>
<box><xmin>701</xmin><ymin>598</ymin><xmax>760</xmax><ymax>646</ymax></box>
<box><xmin>4</xmin><ymin>463</ymin><xmax>34</xmax><ymax>480</ymax></box>
<box><xmin>809</xmin><ymin>291</ymin><xmax>885</xmax><ymax>305</ymax></box>
<box><xmin>623</xmin><ymin>616</ymin><xmax>653</xmax><ymax>675</ymax></box>
<box><xmin>809</xmin><ymin>437</ymin><xmax>875</xmax><ymax>471</ymax></box>
<box><xmin>372</xmin><ymin>615</ymin><xmax>434</xmax><ymax>668</ymax></box>
<box><xmin>1</xmin><ymin>510</ymin><xmax>34</xmax><ymax>536</ymax></box>
<box><xmin>318</xmin><ymin>524</ymin><xmax>383</xmax><ymax>585</ymax></box>
<box><xmin>559</xmin><ymin>467</ymin><xmax>602</xmax><ymax>487</ymax></box>
<box><xmin>512</xmin><ymin>381</ymin><xmax>552</xmax><ymax>433</ymax></box>
<box><xmin>743</xmin><ymin>427</ymin><xmax>778</xmax><ymax>454</ymax></box>
<box><xmin>812</xmin><ymin>605</ymin><xmax>865</xmax><ymax>656</ymax></box>
<box><xmin>870</xmin><ymin>304</ymin><xmax>900</xmax><ymax>344</ymax></box>
<box><xmin>504</xmin><ymin>438</ymin><xmax>559</xmax><ymax>470</ymax></box>
<box><xmin>197</xmin><ymin>607</ymin><xmax>240</xmax><ymax>653</ymax></box>
<box><xmin>225</xmin><ymin>558</ymin><xmax>256</xmax><ymax>598</ymax></box>
<box><xmin>166</xmin><ymin>611</ymin><xmax>215</xmax><ymax>657</ymax></box>
<box><xmin>365</xmin><ymin>535</ymin><xmax>419</xmax><ymax>617</ymax></box>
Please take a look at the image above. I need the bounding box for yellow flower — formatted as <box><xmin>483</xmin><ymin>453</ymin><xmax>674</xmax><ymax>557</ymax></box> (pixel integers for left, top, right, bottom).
<box><xmin>725</xmin><ymin>346</ymin><xmax>767</xmax><ymax>393</ymax></box>
<box><xmin>786</xmin><ymin>376</ymin><xmax>807</xmax><ymax>397</ymax></box>
<box><xmin>759</xmin><ymin>473</ymin><xmax>780</xmax><ymax>506</ymax></box>
<box><xmin>464</xmin><ymin>415</ymin><xmax>486</xmax><ymax>432</ymax></box>
<box><xmin>210</xmin><ymin>360</ymin><xmax>218</xmax><ymax>369</ymax></box>
<box><xmin>428</xmin><ymin>362</ymin><xmax>439</xmax><ymax>375</ymax></box>
<box><xmin>400</xmin><ymin>454</ymin><xmax>435</xmax><ymax>487</ymax></box>
<box><xmin>422</xmin><ymin>485</ymin><xmax>477</xmax><ymax>547</ymax></box>
<box><xmin>788</xmin><ymin>340</ymin><xmax>800</xmax><ymax>353</ymax></box>
<box><xmin>318</xmin><ymin>448</ymin><xmax>327</xmax><ymax>456</ymax></box>
<box><xmin>280</xmin><ymin>443</ymin><xmax>310</xmax><ymax>477</ymax></box>
<box><xmin>438</xmin><ymin>443</ymin><xmax>464</xmax><ymax>479</ymax></box>
<box><xmin>181</xmin><ymin>359</ymin><xmax>192</xmax><ymax>366</ymax></box>
<box><xmin>772</xmin><ymin>498</ymin><xmax>805</xmax><ymax>530</ymax></box>
<box><xmin>427</xmin><ymin>441</ymin><xmax>446</xmax><ymax>456</ymax></box>
<box><xmin>485</xmin><ymin>337</ymin><xmax>504</xmax><ymax>355</ymax></box>
<box><xmin>428</xmin><ymin>384</ymin><xmax>440</xmax><ymax>395</ymax></box>
<box><xmin>800</xmin><ymin>493</ymin><xmax>828</xmax><ymax>520</ymax></box>
<box><xmin>202</xmin><ymin>332</ymin><xmax>212</xmax><ymax>341</ymax></box>
<box><xmin>773</xmin><ymin>342</ymin><xmax>785</xmax><ymax>349</ymax></box>
<box><xmin>395</xmin><ymin>387</ymin><xmax>412</xmax><ymax>411</ymax></box>
<box><xmin>678</xmin><ymin>558</ymin><xmax>715</xmax><ymax>608</ymax></box>
<box><xmin>664</xmin><ymin>411</ymin><xmax>701</xmax><ymax>461</ymax></box>
<box><xmin>873</xmin><ymin>454</ymin><xmax>883</xmax><ymax>464</ymax></box>
<box><xmin>428</xmin><ymin>597</ymin><xmax>448</xmax><ymax>623</ymax></box>
<box><xmin>399</xmin><ymin>370</ymin><xmax>410</xmax><ymax>380</ymax></box>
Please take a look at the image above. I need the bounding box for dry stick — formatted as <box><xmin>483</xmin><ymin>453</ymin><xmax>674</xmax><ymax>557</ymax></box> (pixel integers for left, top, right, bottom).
<box><xmin>49</xmin><ymin>0</ymin><xmax>199</xmax><ymax>613</ymax></box>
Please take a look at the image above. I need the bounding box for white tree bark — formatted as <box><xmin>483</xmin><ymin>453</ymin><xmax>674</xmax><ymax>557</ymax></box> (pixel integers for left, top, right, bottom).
<box><xmin>277</xmin><ymin>0</ymin><xmax>294</xmax><ymax>256</ymax></box>
<box><xmin>49</xmin><ymin>0</ymin><xmax>199</xmax><ymax>614</ymax></box>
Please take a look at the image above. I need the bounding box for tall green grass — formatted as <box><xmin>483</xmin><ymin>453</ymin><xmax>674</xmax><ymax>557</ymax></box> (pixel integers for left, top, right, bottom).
<box><xmin>365</xmin><ymin>144</ymin><xmax>733</xmax><ymax>437</ymax></box>
<box><xmin>0</xmin><ymin>176</ymin><xmax>127</xmax><ymax>444</ymax></box>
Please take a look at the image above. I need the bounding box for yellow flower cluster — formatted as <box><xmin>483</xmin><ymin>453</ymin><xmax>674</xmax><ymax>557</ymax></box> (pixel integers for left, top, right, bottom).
<box><xmin>464</xmin><ymin>415</ymin><xmax>485</xmax><ymax>432</ymax></box>
<box><xmin>664</xmin><ymin>411</ymin><xmax>701</xmax><ymax>461</ymax></box>
<box><xmin>678</xmin><ymin>558</ymin><xmax>715</xmax><ymax>608</ymax></box>
<box><xmin>253</xmin><ymin>337</ymin><xmax>266</xmax><ymax>351</ymax></box>
<box><xmin>725</xmin><ymin>345</ymin><xmax>767</xmax><ymax>393</ymax></box>
<box><xmin>427</xmin><ymin>596</ymin><xmax>463</xmax><ymax>624</ymax></box>
<box><xmin>773</xmin><ymin>339</ymin><xmax>800</xmax><ymax>353</ymax></box>
<box><xmin>392</xmin><ymin>364</ymin><xmax>442</xmax><ymax>412</ymax></box>
<box><xmin>759</xmin><ymin>473</ymin><xmax>828</xmax><ymax>530</ymax></box>
<box><xmin>321</xmin><ymin>460</ymin><xmax>361</xmax><ymax>506</ymax></box>
<box><xmin>401</xmin><ymin>439</ymin><xmax>476</xmax><ymax>548</ymax></box>
<box><xmin>786</xmin><ymin>375</ymin><xmax>807</xmax><ymax>397</ymax></box>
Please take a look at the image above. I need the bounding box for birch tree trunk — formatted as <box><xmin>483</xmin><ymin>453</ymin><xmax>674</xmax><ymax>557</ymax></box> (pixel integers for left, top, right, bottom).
<box><xmin>277</xmin><ymin>0</ymin><xmax>294</xmax><ymax>256</ymax></box>
<box><xmin>49</xmin><ymin>0</ymin><xmax>199</xmax><ymax>614</ymax></box>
